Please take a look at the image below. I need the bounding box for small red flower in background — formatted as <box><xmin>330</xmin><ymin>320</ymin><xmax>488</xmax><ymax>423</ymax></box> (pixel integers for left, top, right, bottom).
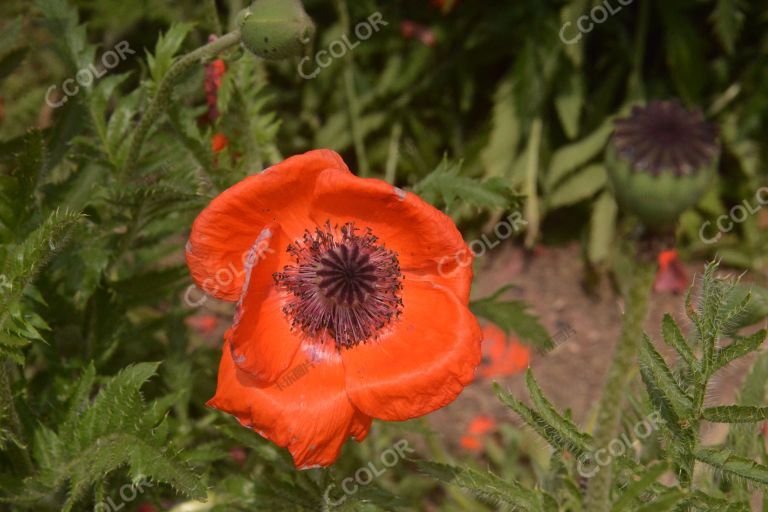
<box><xmin>204</xmin><ymin>35</ymin><xmax>227</xmax><ymax>123</ymax></box>
<box><xmin>460</xmin><ymin>415</ymin><xmax>497</xmax><ymax>452</ymax></box>
<box><xmin>185</xmin><ymin>314</ymin><xmax>220</xmax><ymax>336</ymax></box>
<box><xmin>136</xmin><ymin>504</ymin><xmax>157</xmax><ymax>512</ymax></box>
<box><xmin>479</xmin><ymin>323</ymin><xmax>530</xmax><ymax>378</ymax></box>
<box><xmin>186</xmin><ymin>150</ymin><xmax>482</xmax><ymax>468</ymax></box>
<box><xmin>653</xmin><ymin>250</ymin><xmax>689</xmax><ymax>294</ymax></box>
<box><xmin>211</xmin><ymin>133</ymin><xmax>229</xmax><ymax>153</ymax></box>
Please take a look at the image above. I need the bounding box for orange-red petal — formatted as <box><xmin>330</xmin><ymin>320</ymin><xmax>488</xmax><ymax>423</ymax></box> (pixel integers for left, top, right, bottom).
<box><xmin>341</xmin><ymin>280</ymin><xmax>481</xmax><ymax>421</ymax></box>
<box><xmin>208</xmin><ymin>339</ymin><xmax>371</xmax><ymax>468</ymax></box>
<box><xmin>310</xmin><ymin>170</ymin><xmax>474</xmax><ymax>302</ymax></box>
<box><xmin>186</xmin><ymin>150</ymin><xmax>350</xmax><ymax>301</ymax></box>
<box><xmin>227</xmin><ymin>226</ymin><xmax>302</xmax><ymax>383</ymax></box>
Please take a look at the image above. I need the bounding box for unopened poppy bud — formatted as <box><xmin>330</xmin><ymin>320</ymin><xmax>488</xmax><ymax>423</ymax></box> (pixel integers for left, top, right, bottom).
<box><xmin>238</xmin><ymin>0</ymin><xmax>315</xmax><ymax>60</ymax></box>
<box><xmin>605</xmin><ymin>100</ymin><xmax>719</xmax><ymax>227</ymax></box>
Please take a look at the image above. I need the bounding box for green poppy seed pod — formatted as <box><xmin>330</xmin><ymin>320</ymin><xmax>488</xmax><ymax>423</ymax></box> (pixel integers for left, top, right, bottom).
<box><xmin>605</xmin><ymin>100</ymin><xmax>719</xmax><ymax>227</ymax></box>
<box><xmin>238</xmin><ymin>0</ymin><xmax>315</xmax><ymax>60</ymax></box>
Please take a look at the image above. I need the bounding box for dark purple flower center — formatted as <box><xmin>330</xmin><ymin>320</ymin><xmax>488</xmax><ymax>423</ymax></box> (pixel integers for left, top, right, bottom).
<box><xmin>273</xmin><ymin>222</ymin><xmax>403</xmax><ymax>351</ymax></box>
<box><xmin>613</xmin><ymin>100</ymin><xmax>719</xmax><ymax>176</ymax></box>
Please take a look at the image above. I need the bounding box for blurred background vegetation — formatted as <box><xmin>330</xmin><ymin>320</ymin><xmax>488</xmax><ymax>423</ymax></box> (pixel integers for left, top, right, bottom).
<box><xmin>0</xmin><ymin>0</ymin><xmax>767</xmax><ymax>510</ymax></box>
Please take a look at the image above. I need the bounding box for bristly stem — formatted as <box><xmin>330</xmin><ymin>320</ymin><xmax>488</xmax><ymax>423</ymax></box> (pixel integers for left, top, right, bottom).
<box><xmin>334</xmin><ymin>0</ymin><xmax>370</xmax><ymax>176</ymax></box>
<box><xmin>122</xmin><ymin>30</ymin><xmax>241</xmax><ymax>180</ymax></box>
<box><xmin>585</xmin><ymin>257</ymin><xmax>656</xmax><ymax>512</ymax></box>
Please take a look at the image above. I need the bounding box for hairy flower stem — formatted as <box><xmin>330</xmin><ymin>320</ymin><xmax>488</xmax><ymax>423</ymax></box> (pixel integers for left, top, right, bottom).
<box><xmin>0</xmin><ymin>361</ymin><xmax>33</xmax><ymax>474</ymax></box>
<box><xmin>122</xmin><ymin>30</ymin><xmax>241</xmax><ymax>180</ymax></box>
<box><xmin>585</xmin><ymin>258</ymin><xmax>656</xmax><ymax>511</ymax></box>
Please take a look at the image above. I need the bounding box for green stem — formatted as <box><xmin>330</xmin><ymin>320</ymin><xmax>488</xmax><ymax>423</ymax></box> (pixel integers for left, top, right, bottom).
<box><xmin>122</xmin><ymin>30</ymin><xmax>241</xmax><ymax>179</ymax></box>
<box><xmin>334</xmin><ymin>0</ymin><xmax>369</xmax><ymax>176</ymax></box>
<box><xmin>0</xmin><ymin>361</ymin><xmax>33</xmax><ymax>474</ymax></box>
<box><xmin>585</xmin><ymin>258</ymin><xmax>656</xmax><ymax>512</ymax></box>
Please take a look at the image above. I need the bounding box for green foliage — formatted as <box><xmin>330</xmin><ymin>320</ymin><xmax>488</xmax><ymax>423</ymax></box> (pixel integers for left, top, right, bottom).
<box><xmin>471</xmin><ymin>285</ymin><xmax>553</xmax><ymax>351</ymax></box>
<box><xmin>431</xmin><ymin>262</ymin><xmax>768</xmax><ymax>510</ymax></box>
<box><xmin>1</xmin><ymin>0</ymin><xmax>767</xmax><ymax>510</ymax></box>
<box><xmin>1</xmin><ymin>363</ymin><xmax>206</xmax><ymax>510</ymax></box>
<box><xmin>417</xmin><ymin>460</ymin><xmax>554</xmax><ymax>511</ymax></box>
<box><xmin>412</xmin><ymin>157</ymin><xmax>520</xmax><ymax>216</ymax></box>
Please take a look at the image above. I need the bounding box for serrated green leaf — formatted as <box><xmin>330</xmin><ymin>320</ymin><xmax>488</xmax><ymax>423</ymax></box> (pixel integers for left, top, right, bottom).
<box><xmin>660</xmin><ymin>314</ymin><xmax>696</xmax><ymax>371</ymax></box>
<box><xmin>416</xmin><ymin>460</ymin><xmax>545</xmax><ymax>512</ymax></box>
<box><xmin>147</xmin><ymin>22</ymin><xmax>195</xmax><ymax>83</ymax></box>
<box><xmin>471</xmin><ymin>287</ymin><xmax>552</xmax><ymax>350</ymax></box>
<box><xmin>611</xmin><ymin>462</ymin><xmax>669</xmax><ymax>511</ymax></box>
<box><xmin>639</xmin><ymin>334</ymin><xmax>694</xmax><ymax>418</ymax></box>
<box><xmin>412</xmin><ymin>158</ymin><xmax>518</xmax><ymax>213</ymax></box>
<box><xmin>495</xmin><ymin>383</ymin><xmax>589</xmax><ymax>458</ymax></box>
<box><xmin>714</xmin><ymin>329</ymin><xmax>766</xmax><ymax>373</ymax></box>
<box><xmin>525</xmin><ymin>370</ymin><xmax>592</xmax><ymax>453</ymax></box>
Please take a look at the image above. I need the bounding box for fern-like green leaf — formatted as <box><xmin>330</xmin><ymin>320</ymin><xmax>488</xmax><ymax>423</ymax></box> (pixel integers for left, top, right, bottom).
<box><xmin>471</xmin><ymin>287</ymin><xmax>552</xmax><ymax>350</ymax></box>
<box><xmin>412</xmin><ymin>158</ymin><xmax>519</xmax><ymax>213</ymax></box>
<box><xmin>416</xmin><ymin>460</ymin><xmax>547</xmax><ymax>512</ymax></box>
<box><xmin>495</xmin><ymin>383</ymin><xmax>590</xmax><ymax>457</ymax></box>
<box><xmin>525</xmin><ymin>370</ymin><xmax>593</xmax><ymax>450</ymax></box>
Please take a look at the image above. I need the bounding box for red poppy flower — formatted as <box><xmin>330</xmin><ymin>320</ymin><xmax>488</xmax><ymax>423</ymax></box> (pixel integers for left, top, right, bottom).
<box><xmin>211</xmin><ymin>133</ymin><xmax>229</xmax><ymax>153</ymax></box>
<box><xmin>185</xmin><ymin>314</ymin><xmax>220</xmax><ymax>336</ymax></box>
<box><xmin>479</xmin><ymin>323</ymin><xmax>530</xmax><ymax>378</ymax></box>
<box><xmin>460</xmin><ymin>415</ymin><xmax>496</xmax><ymax>452</ymax></box>
<box><xmin>186</xmin><ymin>150</ymin><xmax>482</xmax><ymax>468</ymax></box>
<box><xmin>653</xmin><ymin>249</ymin><xmax>689</xmax><ymax>294</ymax></box>
<box><xmin>204</xmin><ymin>35</ymin><xmax>227</xmax><ymax>122</ymax></box>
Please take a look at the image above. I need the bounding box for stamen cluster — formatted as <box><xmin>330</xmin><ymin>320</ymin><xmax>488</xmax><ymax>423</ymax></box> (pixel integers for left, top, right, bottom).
<box><xmin>274</xmin><ymin>222</ymin><xmax>403</xmax><ymax>350</ymax></box>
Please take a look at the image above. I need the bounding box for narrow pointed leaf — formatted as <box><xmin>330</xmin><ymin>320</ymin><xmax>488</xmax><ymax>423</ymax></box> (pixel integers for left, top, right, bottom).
<box><xmin>702</xmin><ymin>405</ymin><xmax>768</xmax><ymax>423</ymax></box>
